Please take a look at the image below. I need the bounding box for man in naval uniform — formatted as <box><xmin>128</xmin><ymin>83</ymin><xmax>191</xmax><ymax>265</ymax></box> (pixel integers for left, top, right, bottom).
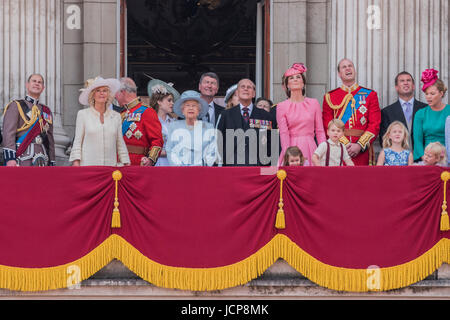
<box><xmin>322</xmin><ymin>59</ymin><xmax>381</xmax><ymax>166</ymax></box>
<box><xmin>2</xmin><ymin>74</ymin><xmax>55</xmax><ymax>166</ymax></box>
<box><xmin>115</xmin><ymin>77</ymin><xmax>163</xmax><ymax>166</ymax></box>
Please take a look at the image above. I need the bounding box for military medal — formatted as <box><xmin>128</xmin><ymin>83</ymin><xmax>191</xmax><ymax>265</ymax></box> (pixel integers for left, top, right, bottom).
<box><xmin>129</xmin><ymin>122</ymin><xmax>137</xmax><ymax>132</ymax></box>
<box><xmin>359</xmin><ymin>94</ymin><xmax>367</xmax><ymax>105</ymax></box>
<box><xmin>126</xmin><ymin>130</ymin><xmax>133</xmax><ymax>139</ymax></box>
<box><xmin>261</xmin><ymin>135</ymin><xmax>267</xmax><ymax>145</ymax></box>
<box><xmin>359</xmin><ymin>106</ymin><xmax>367</xmax><ymax>115</ymax></box>
<box><xmin>134</xmin><ymin>130</ymin><xmax>143</xmax><ymax>140</ymax></box>
<box><xmin>128</xmin><ymin>113</ymin><xmax>142</xmax><ymax>122</ymax></box>
<box><xmin>360</xmin><ymin>116</ymin><xmax>367</xmax><ymax>125</ymax></box>
<box><xmin>43</xmin><ymin>112</ymin><xmax>53</xmax><ymax>124</ymax></box>
<box><xmin>35</xmin><ymin>135</ymin><xmax>43</xmax><ymax>144</ymax></box>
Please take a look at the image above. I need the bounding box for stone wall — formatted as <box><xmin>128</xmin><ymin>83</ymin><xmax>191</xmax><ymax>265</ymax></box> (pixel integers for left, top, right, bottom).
<box><xmin>62</xmin><ymin>0</ymin><xmax>118</xmax><ymax>145</ymax></box>
<box><xmin>271</xmin><ymin>0</ymin><xmax>449</xmax><ymax>107</ymax></box>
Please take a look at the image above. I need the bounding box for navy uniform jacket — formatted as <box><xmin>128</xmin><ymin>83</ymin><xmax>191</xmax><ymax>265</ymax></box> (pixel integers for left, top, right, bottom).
<box><xmin>217</xmin><ymin>104</ymin><xmax>275</xmax><ymax>166</ymax></box>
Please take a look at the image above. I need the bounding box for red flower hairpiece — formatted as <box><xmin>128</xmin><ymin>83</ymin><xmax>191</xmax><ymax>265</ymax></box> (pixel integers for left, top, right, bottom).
<box><xmin>284</xmin><ymin>63</ymin><xmax>308</xmax><ymax>77</ymax></box>
<box><xmin>421</xmin><ymin>69</ymin><xmax>439</xmax><ymax>92</ymax></box>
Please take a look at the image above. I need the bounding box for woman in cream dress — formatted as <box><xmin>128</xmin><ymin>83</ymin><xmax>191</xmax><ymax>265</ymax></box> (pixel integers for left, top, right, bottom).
<box><xmin>69</xmin><ymin>77</ymin><xmax>130</xmax><ymax>166</ymax></box>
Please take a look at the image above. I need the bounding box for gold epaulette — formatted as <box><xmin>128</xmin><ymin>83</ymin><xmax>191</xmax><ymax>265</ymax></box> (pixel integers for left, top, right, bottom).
<box><xmin>4</xmin><ymin>100</ymin><xmax>41</xmax><ymax>133</ymax></box>
<box><xmin>325</xmin><ymin>92</ymin><xmax>355</xmax><ymax>111</ymax></box>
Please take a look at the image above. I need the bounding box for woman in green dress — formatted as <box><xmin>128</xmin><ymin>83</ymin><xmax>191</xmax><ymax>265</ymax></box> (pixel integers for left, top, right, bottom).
<box><xmin>413</xmin><ymin>69</ymin><xmax>449</xmax><ymax>162</ymax></box>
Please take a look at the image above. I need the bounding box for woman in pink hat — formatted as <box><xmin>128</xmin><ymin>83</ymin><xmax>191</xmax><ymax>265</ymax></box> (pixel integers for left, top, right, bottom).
<box><xmin>277</xmin><ymin>63</ymin><xmax>326</xmax><ymax>166</ymax></box>
<box><xmin>413</xmin><ymin>69</ymin><xmax>450</xmax><ymax>162</ymax></box>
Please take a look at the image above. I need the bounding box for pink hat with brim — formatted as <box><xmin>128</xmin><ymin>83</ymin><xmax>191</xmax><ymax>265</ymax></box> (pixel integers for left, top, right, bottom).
<box><xmin>421</xmin><ymin>69</ymin><xmax>439</xmax><ymax>92</ymax></box>
<box><xmin>284</xmin><ymin>63</ymin><xmax>308</xmax><ymax>78</ymax></box>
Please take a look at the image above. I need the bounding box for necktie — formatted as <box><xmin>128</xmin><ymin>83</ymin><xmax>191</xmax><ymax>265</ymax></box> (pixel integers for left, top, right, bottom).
<box><xmin>205</xmin><ymin>105</ymin><xmax>213</xmax><ymax>123</ymax></box>
<box><xmin>242</xmin><ymin>107</ymin><xmax>250</xmax><ymax>123</ymax></box>
<box><xmin>404</xmin><ymin>102</ymin><xmax>412</xmax><ymax>123</ymax></box>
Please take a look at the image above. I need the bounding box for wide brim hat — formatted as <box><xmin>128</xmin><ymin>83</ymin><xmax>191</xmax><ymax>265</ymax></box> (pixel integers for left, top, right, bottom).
<box><xmin>147</xmin><ymin>79</ymin><xmax>180</xmax><ymax>101</ymax></box>
<box><xmin>173</xmin><ymin>90</ymin><xmax>209</xmax><ymax>119</ymax></box>
<box><xmin>224</xmin><ymin>84</ymin><xmax>238</xmax><ymax>104</ymax></box>
<box><xmin>79</xmin><ymin>77</ymin><xmax>121</xmax><ymax>106</ymax></box>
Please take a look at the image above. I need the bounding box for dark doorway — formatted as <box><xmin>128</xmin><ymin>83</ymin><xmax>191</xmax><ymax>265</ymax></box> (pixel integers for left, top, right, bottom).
<box><xmin>126</xmin><ymin>0</ymin><xmax>257</xmax><ymax>98</ymax></box>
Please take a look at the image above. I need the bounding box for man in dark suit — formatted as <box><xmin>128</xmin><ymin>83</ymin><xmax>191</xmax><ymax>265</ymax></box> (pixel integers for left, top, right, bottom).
<box><xmin>217</xmin><ymin>79</ymin><xmax>277</xmax><ymax>166</ymax></box>
<box><xmin>380</xmin><ymin>71</ymin><xmax>427</xmax><ymax>149</ymax></box>
<box><xmin>199</xmin><ymin>72</ymin><xmax>225</xmax><ymax>127</ymax></box>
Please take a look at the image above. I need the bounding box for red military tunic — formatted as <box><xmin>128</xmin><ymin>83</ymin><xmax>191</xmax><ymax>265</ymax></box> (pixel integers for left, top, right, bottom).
<box><xmin>322</xmin><ymin>83</ymin><xmax>381</xmax><ymax>165</ymax></box>
<box><xmin>121</xmin><ymin>98</ymin><xmax>163</xmax><ymax>166</ymax></box>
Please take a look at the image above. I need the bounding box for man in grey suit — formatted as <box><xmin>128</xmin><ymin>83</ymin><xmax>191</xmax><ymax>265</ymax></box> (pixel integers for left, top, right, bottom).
<box><xmin>379</xmin><ymin>71</ymin><xmax>427</xmax><ymax>149</ymax></box>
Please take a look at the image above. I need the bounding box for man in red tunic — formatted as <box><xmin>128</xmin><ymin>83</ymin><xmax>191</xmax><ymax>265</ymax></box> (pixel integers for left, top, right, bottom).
<box><xmin>322</xmin><ymin>59</ymin><xmax>381</xmax><ymax>165</ymax></box>
<box><xmin>115</xmin><ymin>77</ymin><xmax>163</xmax><ymax>166</ymax></box>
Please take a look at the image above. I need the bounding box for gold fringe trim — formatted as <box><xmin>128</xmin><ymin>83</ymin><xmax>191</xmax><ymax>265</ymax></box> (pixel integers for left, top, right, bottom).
<box><xmin>0</xmin><ymin>236</ymin><xmax>116</xmax><ymax>292</ymax></box>
<box><xmin>114</xmin><ymin>235</ymin><xmax>281</xmax><ymax>291</ymax></box>
<box><xmin>115</xmin><ymin>235</ymin><xmax>450</xmax><ymax>292</ymax></box>
<box><xmin>0</xmin><ymin>235</ymin><xmax>448</xmax><ymax>292</ymax></box>
<box><xmin>279</xmin><ymin>235</ymin><xmax>450</xmax><ymax>292</ymax></box>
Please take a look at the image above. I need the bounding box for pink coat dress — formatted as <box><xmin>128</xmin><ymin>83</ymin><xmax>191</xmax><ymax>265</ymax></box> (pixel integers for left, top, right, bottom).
<box><xmin>277</xmin><ymin>97</ymin><xmax>326</xmax><ymax>166</ymax></box>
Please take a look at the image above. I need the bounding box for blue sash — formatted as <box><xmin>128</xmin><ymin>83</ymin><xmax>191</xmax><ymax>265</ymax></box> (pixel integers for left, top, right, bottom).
<box><xmin>340</xmin><ymin>88</ymin><xmax>372</xmax><ymax>125</ymax></box>
<box><xmin>122</xmin><ymin>106</ymin><xmax>147</xmax><ymax>136</ymax></box>
<box><xmin>16</xmin><ymin>118</ymin><xmax>39</xmax><ymax>145</ymax></box>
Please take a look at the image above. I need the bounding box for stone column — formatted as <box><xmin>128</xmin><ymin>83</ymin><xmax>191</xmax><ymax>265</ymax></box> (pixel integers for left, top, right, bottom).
<box><xmin>0</xmin><ymin>0</ymin><xmax>71</xmax><ymax>165</ymax></box>
<box><xmin>272</xmin><ymin>0</ymin><xmax>308</xmax><ymax>104</ymax></box>
<box><xmin>62</xmin><ymin>0</ymin><xmax>119</xmax><ymax>157</ymax></box>
<box><xmin>328</xmin><ymin>0</ymin><xmax>449</xmax><ymax>107</ymax></box>
<box><xmin>271</xmin><ymin>0</ymin><xmax>330</xmax><ymax>104</ymax></box>
<box><xmin>82</xmin><ymin>0</ymin><xmax>118</xmax><ymax>80</ymax></box>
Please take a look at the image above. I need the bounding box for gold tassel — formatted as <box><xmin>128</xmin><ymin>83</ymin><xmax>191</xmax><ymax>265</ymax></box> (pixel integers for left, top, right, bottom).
<box><xmin>275</xmin><ymin>209</ymin><xmax>285</xmax><ymax>230</ymax></box>
<box><xmin>276</xmin><ymin>170</ymin><xmax>287</xmax><ymax>229</ymax></box>
<box><xmin>112</xmin><ymin>208</ymin><xmax>121</xmax><ymax>228</ymax></box>
<box><xmin>441</xmin><ymin>213</ymin><xmax>449</xmax><ymax>232</ymax></box>
<box><xmin>112</xmin><ymin>170</ymin><xmax>123</xmax><ymax>229</ymax></box>
<box><xmin>440</xmin><ymin>171</ymin><xmax>450</xmax><ymax>231</ymax></box>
